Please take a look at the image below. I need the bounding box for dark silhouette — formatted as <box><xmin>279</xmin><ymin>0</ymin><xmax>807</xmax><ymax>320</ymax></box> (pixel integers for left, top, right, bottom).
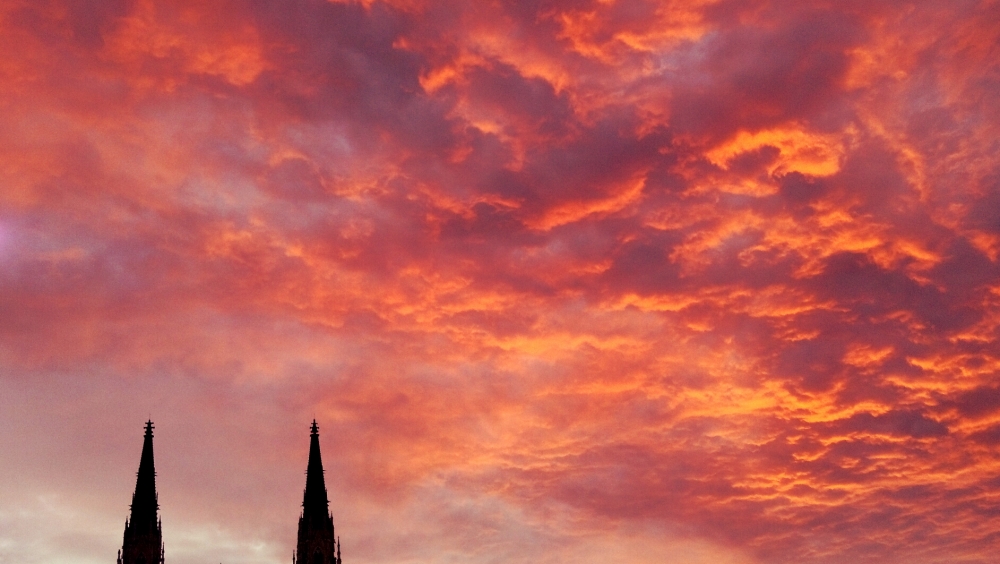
<box><xmin>112</xmin><ymin>420</ymin><xmax>345</xmax><ymax>564</ymax></box>
<box><xmin>118</xmin><ymin>421</ymin><xmax>164</xmax><ymax>564</ymax></box>
<box><xmin>293</xmin><ymin>420</ymin><xmax>342</xmax><ymax>564</ymax></box>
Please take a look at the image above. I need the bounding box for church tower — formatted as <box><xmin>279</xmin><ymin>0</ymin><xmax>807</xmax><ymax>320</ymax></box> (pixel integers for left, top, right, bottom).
<box><xmin>293</xmin><ymin>421</ymin><xmax>342</xmax><ymax>564</ymax></box>
<box><xmin>118</xmin><ymin>421</ymin><xmax>164</xmax><ymax>564</ymax></box>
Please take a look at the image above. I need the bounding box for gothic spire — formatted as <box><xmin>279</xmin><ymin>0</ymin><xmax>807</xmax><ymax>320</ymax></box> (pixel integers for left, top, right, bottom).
<box><xmin>132</xmin><ymin>421</ymin><xmax>159</xmax><ymax>524</ymax></box>
<box><xmin>118</xmin><ymin>421</ymin><xmax>164</xmax><ymax>564</ymax></box>
<box><xmin>303</xmin><ymin>420</ymin><xmax>330</xmax><ymax>520</ymax></box>
<box><xmin>294</xmin><ymin>420</ymin><xmax>340</xmax><ymax>564</ymax></box>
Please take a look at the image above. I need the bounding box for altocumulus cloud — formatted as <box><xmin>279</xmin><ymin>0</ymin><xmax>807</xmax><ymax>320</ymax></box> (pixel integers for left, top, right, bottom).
<box><xmin>1</xmin><ymin>1</ymin><xmax>999</xmax><ymax>564</ymax></box>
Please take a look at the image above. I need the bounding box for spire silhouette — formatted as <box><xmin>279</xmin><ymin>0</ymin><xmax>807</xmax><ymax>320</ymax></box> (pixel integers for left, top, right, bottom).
<box><xmin>118</xmin><ymin>421</ymin><xmax>164</xmax><ymax>564</ymax></box>
<box><xmin>294</xmin><ymin>420</ymin><xmax>341</xmax><ymax>564</ymax></box>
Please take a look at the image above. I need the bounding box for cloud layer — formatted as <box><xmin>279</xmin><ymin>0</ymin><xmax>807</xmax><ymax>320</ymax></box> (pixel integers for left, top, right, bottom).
<box><xmin>2</xmin><ymin>1</ymin><xmax>999</xmax><ymax>563</ymax></box>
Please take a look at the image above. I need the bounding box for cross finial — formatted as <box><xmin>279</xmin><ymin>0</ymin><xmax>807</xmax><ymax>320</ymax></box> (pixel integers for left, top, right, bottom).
<box><xmin>310</xmin><ymin>419</ymin><xmax>319</xmax><ymax>436</ymax></box>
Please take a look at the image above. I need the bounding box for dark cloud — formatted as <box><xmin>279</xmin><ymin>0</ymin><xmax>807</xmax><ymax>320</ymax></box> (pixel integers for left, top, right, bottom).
<box><xmin>1</xmin><ymin>1</ymin><xmax>998</xmax><ymax>564</ymax></box>
<box><xmin>837</xmin><ymin>410</ymin><xmax>948</xmax><ymax>438</ymax></box>
<box><xmin>952</xmin><ymin>387</ymin><xmax>1000</xmax><ymax>419</ymax></box>
<box><xmin>670</xmin><ymin>9</ymin><xmax>864</xmax><ymax>138</ymax></box>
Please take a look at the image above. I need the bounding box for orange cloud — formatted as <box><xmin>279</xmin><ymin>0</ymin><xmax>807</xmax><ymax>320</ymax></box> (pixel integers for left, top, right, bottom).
<box><xmin>2</xmin><ymin>1</ymin><xmax>999</xmax><ymax>564</ymax></box>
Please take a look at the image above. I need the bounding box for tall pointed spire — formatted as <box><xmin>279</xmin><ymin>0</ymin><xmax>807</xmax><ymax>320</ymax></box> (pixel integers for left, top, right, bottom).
<box><xmin>303</xmin><ymin>420</ymin><xmax>330</xmax><ymax>521</ymax></box>
<box><xmin>118</xmin><ymin>421</ymin><xmax>164</xmax><ymax>564</ymax></box>
<box><xmin>294</xmin><ymin>420</ymin><xmax>341</xmax><ymax>564</ymax></box>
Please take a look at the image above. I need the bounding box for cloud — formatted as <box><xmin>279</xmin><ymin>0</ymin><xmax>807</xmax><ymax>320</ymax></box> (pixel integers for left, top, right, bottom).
<box><xmin>1</xmin><ymin>1</ymin><xmax>999</xmax><ymax>564</ymax></box>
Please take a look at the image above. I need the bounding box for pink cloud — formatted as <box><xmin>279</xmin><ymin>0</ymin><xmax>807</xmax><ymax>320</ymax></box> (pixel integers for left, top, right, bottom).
<box><xmin>1</xmin><ymin>1</ymin><xmax>999</xmax><ymax>564</ymax></box>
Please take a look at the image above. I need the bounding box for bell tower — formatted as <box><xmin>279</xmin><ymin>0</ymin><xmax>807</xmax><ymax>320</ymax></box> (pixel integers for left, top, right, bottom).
<box><xmin>293</xmin><ymin>420</ymin><xmax>341</xmax><ymax>564</ymax></box>
<box><xmin>118</xmin><ymin>421</ymin><xmax>164</xmax><ymax>564</ymax></box>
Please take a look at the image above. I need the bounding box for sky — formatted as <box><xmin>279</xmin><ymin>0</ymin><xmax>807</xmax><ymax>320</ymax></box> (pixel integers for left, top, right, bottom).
<box><xmin>0</xmin><ymin>0</ymin><xmax>999</xmax><ymax>563</ymax></box>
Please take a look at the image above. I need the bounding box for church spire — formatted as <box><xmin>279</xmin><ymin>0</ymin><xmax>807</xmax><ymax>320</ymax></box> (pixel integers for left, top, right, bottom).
<box><xmin>118</xmin><ymin>421</ymin><xmax>164</xmax><ymax>564</ymax></box>
<box><xmin>294</xmin><ymin>420</ymin><xmax>341</xmax><ymax>564</ymax></box>
<box><xmin>303</xmin><ymin>420</ymin><xmax>330</xmax><ymax>520</ymax></box>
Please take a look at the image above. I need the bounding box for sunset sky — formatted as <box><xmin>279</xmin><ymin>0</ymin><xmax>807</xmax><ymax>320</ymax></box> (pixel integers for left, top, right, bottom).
<box><xmin>1</xmin><ymin>1</ymin><xmax>999</xmax><ymax>563</ymax></box>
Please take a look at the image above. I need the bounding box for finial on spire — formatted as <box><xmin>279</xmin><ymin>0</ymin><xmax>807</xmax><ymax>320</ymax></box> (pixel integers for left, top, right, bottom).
<box><xmin>310</xmin><ymin>419</ymin><xmax>319</xmax><ymax>436</ymax></box>
<box><xmin>145</xmin><ymin>420</ymin><xmax>154</xmax><ymax>437</ymax></box>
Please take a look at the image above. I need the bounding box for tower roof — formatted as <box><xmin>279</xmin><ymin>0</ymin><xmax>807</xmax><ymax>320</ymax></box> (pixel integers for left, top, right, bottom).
<box><xmin>119</xmin><ymin>421</ymin><xmax>163</xmax><ymax>564</ymax></box>
<box><xmin>130</xmin><ymin>420</ymin><xmax>159</xmax><ymax>526</ymax></box>
<box><xmin>295</xmin><ymin>420</ymin><xmax>339</xmax><ymax>563</ymax></box>
<box><xmin>302</xmin><ymin>419</ymin><xmax>331</xmax><ymax>519</ymax></box>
